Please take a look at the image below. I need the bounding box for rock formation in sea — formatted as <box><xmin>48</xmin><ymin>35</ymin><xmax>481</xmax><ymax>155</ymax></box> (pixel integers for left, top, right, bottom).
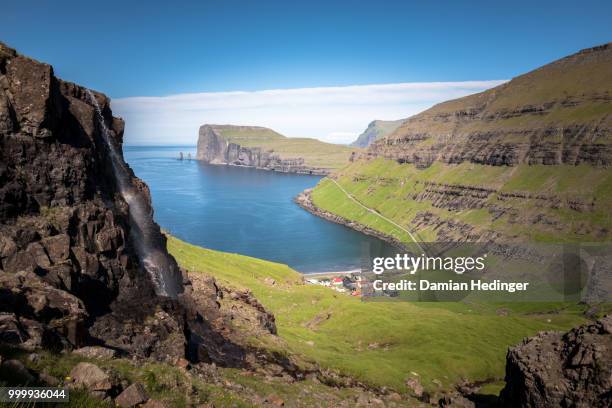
<box><xmin>196</xmin><ymin>124</ymin><xmax>329</xmax><ymax>175</ymax></box>
<box><xmin>499</xmin><ymin>315</ymin><xmax>611</xmax><ymax>408</ymax></box>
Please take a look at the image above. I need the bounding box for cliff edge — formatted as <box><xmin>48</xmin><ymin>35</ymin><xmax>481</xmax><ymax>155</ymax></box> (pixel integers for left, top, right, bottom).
<box><xmin>197</xmin><ymin>124</ymin><xmax>354</xmax><ymax>175</ymax></box>
<box><xmin>0</xmin><ymin>41</ymin><xmax>188</xmax><ymax>358</ymax></box>
<box><xmin>0</xmin><ymin>43</ymin><xmax>280</xmax><ymax>370</ymax></box>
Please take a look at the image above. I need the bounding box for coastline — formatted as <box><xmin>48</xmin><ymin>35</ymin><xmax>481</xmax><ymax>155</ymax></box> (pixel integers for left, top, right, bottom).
<box><xmin>294</xmin><ymin>188</ymin><xmax>409</xmax><ymax>251</ymax></box>
<box><xmin>198</xmin><ymin>159</ymin><xmax>331</xmax><ymax>176</ymax></box>
<box><xmin>302</xmin><ymin>269</ymin><xmax>362</xmax><ymax>279</ymax></box>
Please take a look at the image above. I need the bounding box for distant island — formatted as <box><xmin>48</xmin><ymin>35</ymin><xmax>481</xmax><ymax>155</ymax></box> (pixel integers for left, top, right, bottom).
<box><xmin>196</xmin><ymin>124</ymin><xmax>357</xmax><ymax>175</ymax></box>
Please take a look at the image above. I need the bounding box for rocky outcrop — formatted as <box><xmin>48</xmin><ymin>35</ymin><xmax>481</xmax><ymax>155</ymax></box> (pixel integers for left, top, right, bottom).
<box><xmin>196</xmin><ymin>124</ymin><xmax>329</xmax><ymax>175</ymax></box>
<box><xmin>0</xmin><ymin>42</ymin><xmax>297</xmax><ymax>376</ymax></box>
<box><xmin>0</xmin><ymin>41</ymin><xmax>188</xmax><ymax>357</ymax></box>
<box><xmin>499</xmin><ymin>315</ymin><xmax>612</xmax><ymax>407</ymax></box>
<box><xmin>350</xmin><ymin>119</ymin><xmax>404</xmax><ymax>148</ymax></box>
<box><xmin>363</xmin><ymin>43</ymin><xmax>612</xmax><ymax>167</ymax></box>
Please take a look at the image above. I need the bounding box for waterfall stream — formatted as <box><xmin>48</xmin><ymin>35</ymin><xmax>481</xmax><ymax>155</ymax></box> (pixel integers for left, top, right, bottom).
<box><xmin>87</xmin><ymin>90</ymin><xmax>182</xmax><ymax>298</ymax></box>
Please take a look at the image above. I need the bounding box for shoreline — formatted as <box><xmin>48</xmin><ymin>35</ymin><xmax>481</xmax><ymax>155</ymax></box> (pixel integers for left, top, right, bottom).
<box><xmin>196</xmin><ymin>159</ymin><xmax>332</xmax><ymax>176</ymax></box>
<box><xmin>294</xmin><ymin>188</ymin><xmax>409</xmax><ymax>251</ymax></box>
<box><xmin>302</xmin><ymin>269</ymin><xmax>362</xmax><ymax>278</ymax></box>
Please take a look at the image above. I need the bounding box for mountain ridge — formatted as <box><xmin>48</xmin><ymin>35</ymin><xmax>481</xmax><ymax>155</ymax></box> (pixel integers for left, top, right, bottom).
<box><xmin>363</xmin><ymin>42</ymin><xmax>612</xmax><ymax>167</ymax></box>
<box><xmin>309</xmin><ymin>43</ymin><xmax>612</xmax><ymax>246</ymax></box>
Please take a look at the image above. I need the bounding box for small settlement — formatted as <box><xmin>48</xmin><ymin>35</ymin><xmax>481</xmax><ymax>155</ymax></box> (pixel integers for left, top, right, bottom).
<box><xmin>305</xmin><ymin>273</ymin><xmax>363</xmax><ymax>296</ymax></box>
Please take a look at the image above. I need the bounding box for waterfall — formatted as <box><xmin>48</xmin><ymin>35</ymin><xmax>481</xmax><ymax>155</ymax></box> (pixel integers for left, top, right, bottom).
<box><xmin>86</xmin><ymin>90</ymin><xmax>182</xmax><ymax>298</ymax></box>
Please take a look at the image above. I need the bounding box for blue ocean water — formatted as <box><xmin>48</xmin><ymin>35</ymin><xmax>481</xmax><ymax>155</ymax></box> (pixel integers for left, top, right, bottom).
<box><xmin>124</xmin><ymin>145</ymin><xmax>395</xmax><ymax>273</ymax></box>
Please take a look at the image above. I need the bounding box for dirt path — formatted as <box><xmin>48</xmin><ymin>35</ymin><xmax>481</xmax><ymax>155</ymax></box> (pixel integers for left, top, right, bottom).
<box><xmin>328</xmin><ymin>178</ymin><xmax>426</xmax><ymax>253</ymax></box>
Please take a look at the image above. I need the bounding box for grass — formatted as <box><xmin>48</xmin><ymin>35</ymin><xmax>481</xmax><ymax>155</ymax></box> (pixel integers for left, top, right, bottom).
<box><xmin>0</xmin><ymin>235</ymin><xmax>591</xmax><ymax>404</ymax></box>
<box><xmin>167</xmin><ymin>235</ymin><xmax>586</xmax><ymax>393</ymax></box>
<box><xmin>310</xmin><ymin>159</ymin><xmax>612</xmax><ymax>244</ymax></box>
<box><xmin>0</xmin><ymin>346</ymin><xmax>255</xmax><ymax>408</ymax></box>
<box><xmin>212</xmin><ymin>125</ymin><xmax>358</xmax><ymax>170</ymax></box>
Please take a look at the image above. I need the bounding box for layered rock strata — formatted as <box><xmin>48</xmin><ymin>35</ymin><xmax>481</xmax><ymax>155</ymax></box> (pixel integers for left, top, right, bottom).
<box><xmin>197</xmin><ymin>124</ymin><xmax>329</xmax><ymax>175</ymax></box>
<box><xmin>363</xmin><ymin>44</ymin><xmax>612</xmax><ymax>168</ymax></box>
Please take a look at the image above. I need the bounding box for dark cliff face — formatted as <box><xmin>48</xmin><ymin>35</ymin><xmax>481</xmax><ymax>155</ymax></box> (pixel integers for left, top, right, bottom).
<box><xmin>0</xmin><ymin>42</ymin><xmax>185</xmax><ymax>357</ymax></box>
<box><xmin>499</xmin><ymin>315</ymin><xmax>611</xmax><ymax>408</ymax></box>
<box><xmin>364</xmin><ymin>43</ymin><xmax>612</xmax><ymax>167</ymax></box>
<box><xmin>0</xmin><ymin>43</ymin><xmax>282</xmax><ymax>373</ymax></box>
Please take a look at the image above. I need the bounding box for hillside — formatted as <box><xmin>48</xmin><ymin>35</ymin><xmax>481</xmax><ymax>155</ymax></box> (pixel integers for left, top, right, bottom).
<box><xmin>309</xmin><ymin>44</ymin><xmax>612</xmax><ymax>245</ymax></box>
<box><xmin>365</xmin><ymin>43</ymin><xmax>612</xmax><ymax>167</ymax></box>
<box><xmin>197</xmin><ymin>124</ymin><xmax>357</xmax><ymax>174</ymax></box>
<box><xmin>166</xmin><ymin>235</ymin><xmax>587</xmax><ymax>401</ymax></box>
<box><xmin>350</xmin><ymin>119</ymin><xmax>405</xmax><ymax>147</ymax></box>
<box><xmin>3</xmin><ymin>234</ymin><xmax>589</xmax><ymax>406</ymax></box>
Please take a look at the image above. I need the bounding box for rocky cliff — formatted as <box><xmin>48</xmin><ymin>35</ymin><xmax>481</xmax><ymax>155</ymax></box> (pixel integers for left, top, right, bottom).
<box><xmin>0</xmin><ymin>43</ymin><xmax>280</xmax><ymax>370</ymax></box>
<box><xmin>350</xmin><ymin>119</ymin><xmax>404</xmax><ymax>148</ymax></box>
<box><xmin>499</xmin><ymin>315</ymin><xmax>611</xmax><ymax>407</ymax></box>
<box><xmin>197</xmin><ymin>124</ymin><xmax>345</xmax><ymax>175</ymax></box>
<box><xmin>364</xmin><ymin>43</ymin><xmax>612</xmax><ymax>167</ymax></box>
<box><xmin>0</xmin><ymin>41</ymin><xmax>190</xmax><ymax>358</ymax></box>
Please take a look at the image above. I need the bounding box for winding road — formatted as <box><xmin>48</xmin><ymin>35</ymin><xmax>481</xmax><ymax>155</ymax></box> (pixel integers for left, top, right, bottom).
<box><xmin>328</xmin><ymin>178</ymin><xmax>426</xmax><ymax>254</ymax></box>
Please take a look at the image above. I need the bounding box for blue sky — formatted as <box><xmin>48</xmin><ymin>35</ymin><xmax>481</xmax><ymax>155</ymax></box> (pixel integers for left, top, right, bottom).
<box><xmin>2</xmin><ymin>1</ymin><xmax>611</xmax><ymax>144</ymax></box>
<box><xmin>3</xmin><ymin>0</ymin><xmax>611</xmax><ymax>98</ymax></box>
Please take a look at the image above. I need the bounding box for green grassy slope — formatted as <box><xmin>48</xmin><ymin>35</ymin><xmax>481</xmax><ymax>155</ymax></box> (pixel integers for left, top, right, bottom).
<box><xmin>212</xmin><ymin>125</ymin><xmax>358</xmax><ymax>169</ymax></box>
<box><xmin>167</xmin><ymin>235</ymin><xmax>585</xmax><ymax>393</ymax></box>
<box><xmin>373</xmin><ymin>44</ymin><xmax>612</xmax><ymax>155</ymax></box>
<box><xmin>311</xmin><ymin>44</ymin><xmax>612</xmax><ymax>244</ymax></box>
<box><xmin>311</xmin><ymin>159</ymin><xmax>612</xmax><ymax>244</ymax></box>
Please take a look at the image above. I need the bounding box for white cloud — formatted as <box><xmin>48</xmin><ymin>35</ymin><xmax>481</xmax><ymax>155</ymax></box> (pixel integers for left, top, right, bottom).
<box><xmin>112</xmin><ymin>80</ymin><xmax>506</xmax><ymax>145</ymax></box>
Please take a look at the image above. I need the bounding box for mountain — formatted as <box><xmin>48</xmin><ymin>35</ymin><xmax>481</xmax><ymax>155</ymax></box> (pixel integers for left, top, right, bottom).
<box><xmin>366</xmin><ymin>43</ymin><xmax>612</xmax><ymax>166</ymax></box>
<box><xmin>197</xmin><ymin>124</ymin><xmax>357</xmax><ymax>175</ymax></box>
<box><xmin>350</xmin><ymin>119</ymin><xmax>404</xmax><ymax>147</ymax></box>
<box><xmin>307</xmin><ymin>43</ymin><xmax>612</xmax><ymax>245</ymax></box>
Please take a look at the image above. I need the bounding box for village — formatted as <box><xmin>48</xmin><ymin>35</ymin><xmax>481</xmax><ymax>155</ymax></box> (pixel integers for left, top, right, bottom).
<box><xmin>304</xmin><ymin>272</ymin><xmax>365</xmax><ymax>296</ymax></box>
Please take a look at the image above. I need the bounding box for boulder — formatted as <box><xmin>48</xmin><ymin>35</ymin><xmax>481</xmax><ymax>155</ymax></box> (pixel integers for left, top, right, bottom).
<box><xmin>405</xmin><ymin>376</ymin><xmax>424</xmax><ymax>398</ymax></box>
<box><xmin>41</xmin><ymin>234</ymin><xmax>70</xmax><ymax>263</ymax></box>
<box><xmin>0</xmin><ymin>359</ymin><xmax>36</xmax><ymax>384</ymax></box>
<box><xmin>26</xmin><ymin>242</ymin><xmax>51</xmax><ymax>268</ymax></box>
<box><xmin>68</xmin><ymin>362</ymin><xmax>113</xmax><ymax>392</ymax></box>
<box><xmin>115</xmin><ymin>382</ymin><xmax>149</xmax><ymax>407</ymax></box>
<box><xmin>0</xmin><ymin>271</ymin><xmax>88</xmax><ymax>348</ymax></box>
<box><xmin>0</xmin><ymin>313</ymin><xmax>26</xmax><ymax>344</ymax></box>
<box><xmin>0</xmin><ymin>235</ymin><xmax>17</xmax><ymax>258</ymax></box>
<box><xmin>3</xmin><ymin>249</ymin><xmax>37</xmax><ymax>273</ymax></box>
<box><xmin>499</xmin><ymin>315</ymin><xmax>612</xmax><ymax>407</ymax></box>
